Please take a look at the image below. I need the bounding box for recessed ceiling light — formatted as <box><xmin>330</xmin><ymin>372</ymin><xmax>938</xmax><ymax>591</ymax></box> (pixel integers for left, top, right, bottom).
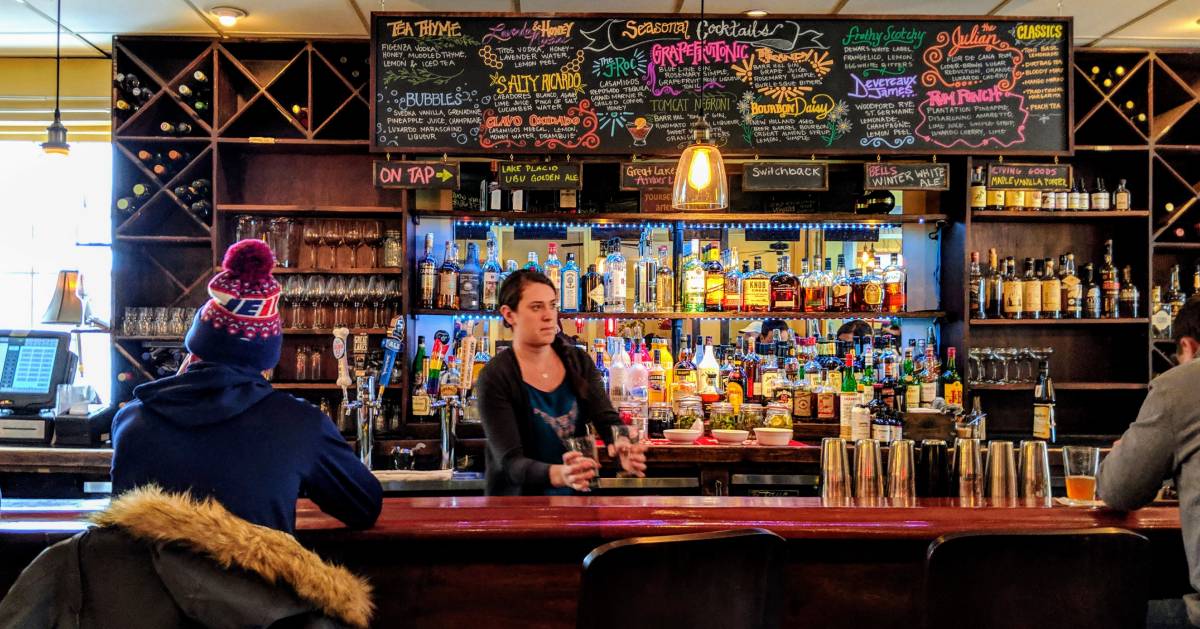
<box><xmin>211</xmin><ymin>6</ymin><xmax>247</xmax><ymax>28</ymax></box>
<box><xmin>744</xmin><ymin>9</ymin><xmax>768</xmax><ymax>17</ymax></box>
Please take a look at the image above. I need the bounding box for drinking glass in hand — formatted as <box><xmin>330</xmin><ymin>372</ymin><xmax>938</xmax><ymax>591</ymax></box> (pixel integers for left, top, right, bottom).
<box><xmin>610</xmin><ymin>425</ymin><xmax>643</xmax><ymax>478</ymax></box>
<box><xmin>1063</xmin><ymin>446</ymin><xmax>1100</xmax><ymax>500</ymax></box>
<box><xmin>563</xmin><ymin>436</ymin><xmax>600</xmax><ymax>492</ymax></box>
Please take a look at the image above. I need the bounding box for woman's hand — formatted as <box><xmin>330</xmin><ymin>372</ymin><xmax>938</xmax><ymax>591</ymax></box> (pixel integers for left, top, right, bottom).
<box><xmin>615</xmin><ymin>441</ymin><xmax>647</xmax><ymax>478</ymax></box>
<box><xmin>551</xmin><ymin>451</ymin><xmax>598</xmax><ymax>492</ymax></box>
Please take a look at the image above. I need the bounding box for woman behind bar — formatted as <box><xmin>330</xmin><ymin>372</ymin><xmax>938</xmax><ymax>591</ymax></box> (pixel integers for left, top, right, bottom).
<box><xmin>476</xmin><ymin>269</ymin><xmax>646</xmax><ymax>495</ymax></box>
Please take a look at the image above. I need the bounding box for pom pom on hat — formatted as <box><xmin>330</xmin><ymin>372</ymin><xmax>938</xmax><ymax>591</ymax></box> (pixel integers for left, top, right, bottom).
<box><xmin>222</xmin><ymin>239</ymin><xmax>276</xmax><ymax>281</ymax></box>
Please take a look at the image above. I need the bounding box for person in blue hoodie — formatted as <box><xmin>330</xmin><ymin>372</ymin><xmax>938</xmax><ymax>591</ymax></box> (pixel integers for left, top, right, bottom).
<box><xmin>111</xmin><ymin>239</ymin><xmax>382</xmax><ymax>533</ymax></box>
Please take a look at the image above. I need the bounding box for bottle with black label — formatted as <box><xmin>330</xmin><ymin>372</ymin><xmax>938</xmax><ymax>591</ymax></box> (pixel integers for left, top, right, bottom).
<box><xmin>583</xmin><ymin>263</ymin><xmax>604</xmax><ymax>312</ymax></box>
<box><xmin>1100</xmin><ymin>239</ymin><xmax>1120</xmax><ymax>318</ymax></box>
<box><xmin>418</xmin><ymin>233</ymin><xmax>437</xmax><ymax>309</ymax></box>
<box><xmin>1032</xmin><ymin>360</ymin><xmax>1056</xmax><ymax>442</ymax></box>
<box><xmin>1083</xmin><ymin>262</ymin><xmax>1102</xmax><ymax>319</ymax></box>
<box><xmin>968</xmin><ymin>251</ymin><xmax>984</xmax><ymax>319</ymax></box>
<box><xmin>1119</xmin><ymin>265</ymin><xmax>1139</xmax><ymax>318</ymax></box>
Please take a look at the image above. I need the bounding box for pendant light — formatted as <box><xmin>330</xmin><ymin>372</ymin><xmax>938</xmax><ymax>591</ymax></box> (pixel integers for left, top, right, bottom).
<box><xmin>41</xmin><ymin>0</ymin><xmax>69</xmax><ymax>156</ymax></box>
<box><xmin>672</xmin><ymin>0</ymin><xmax>727</xmax><ymax>211</ymax></box>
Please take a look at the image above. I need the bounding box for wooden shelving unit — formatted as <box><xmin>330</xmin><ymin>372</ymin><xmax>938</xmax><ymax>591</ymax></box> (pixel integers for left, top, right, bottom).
<box><xmin>413</xmin><ymin>309</ymin><xmax>945</xmax><ymax>320</ymax></box>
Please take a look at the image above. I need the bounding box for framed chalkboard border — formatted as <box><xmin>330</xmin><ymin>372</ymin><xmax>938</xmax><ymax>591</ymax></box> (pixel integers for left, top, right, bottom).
<box><xmin>370</xmin><ymin>12</ymin><xmax>1073</xmax><ymax>156</ymax></box>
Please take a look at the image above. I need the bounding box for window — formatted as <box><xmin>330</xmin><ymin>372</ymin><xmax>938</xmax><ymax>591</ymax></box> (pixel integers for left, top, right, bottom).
<box><xmin>0</xmin><ymin>142</ymin><xmax>112</xmax><ymax>403</ymax></box>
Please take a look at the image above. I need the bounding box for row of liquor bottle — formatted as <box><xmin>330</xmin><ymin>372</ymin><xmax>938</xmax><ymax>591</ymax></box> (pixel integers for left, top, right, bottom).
<box><xmin>115</xmin><ymin>177</ymin><xmax>212</xmax><ymax>221</ymax></box>
<box><xmin>968</xmin><ymin>240</ymin><xmax>1139</xmax><ymax>320</ymax></box>
<box><xmin>968</xmin><ymin>167</ymin><xmax>1133</xmax><ymax>212</ymax></box>
<box><xmin>417</xmin><ymin>232</ymin><xmax>908</xmax><ymax>314</ymax></box>
<box><xmin>114</xmin><ymin>71</ymin><xmax>211</xmax><ymax>117</ymax></box>
<box><xmin>1151</xmin><ymin>264</ymin><xmax>1200</xmax><ymax>339</ymax></box>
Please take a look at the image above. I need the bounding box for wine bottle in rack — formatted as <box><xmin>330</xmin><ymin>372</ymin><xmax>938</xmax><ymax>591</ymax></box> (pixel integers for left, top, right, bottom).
<box><xmin>159</xmin><ymin>121</ymin><xmax>193</xmax><ymax>136</ymax></box>
<box><xmin>291</xmin><ymin>104</ymin><xmax>309</xmax><ymax>127</ymax></box>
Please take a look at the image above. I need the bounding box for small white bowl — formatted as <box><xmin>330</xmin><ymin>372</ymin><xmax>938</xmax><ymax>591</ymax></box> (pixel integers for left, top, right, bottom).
<box><xmin>753</xmin><ymin>427</ymin><xmax>793</xmax><ymax>446</ymax></box>
<box><xmin>663</xmin><ymin>429</ymin><xmax>702</xmax><ymax>444</ymax></box>
<box><xmin>711</xmin><ymin>429</ymin><xmax>749</xmax><ymax>444</ymax></box>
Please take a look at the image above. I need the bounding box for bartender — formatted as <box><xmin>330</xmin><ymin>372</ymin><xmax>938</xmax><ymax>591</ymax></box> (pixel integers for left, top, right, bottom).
<box><xmin>475</xmin><ymin>270</ymin><xmax>646</xmax><ymax>495</ymax></box>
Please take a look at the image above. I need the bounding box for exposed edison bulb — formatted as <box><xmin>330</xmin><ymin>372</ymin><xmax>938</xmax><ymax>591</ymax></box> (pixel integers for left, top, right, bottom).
<box><xmin>687</xmin><ymin>147</ymin><xmax>713</xmax><ymax>190</ymax></box>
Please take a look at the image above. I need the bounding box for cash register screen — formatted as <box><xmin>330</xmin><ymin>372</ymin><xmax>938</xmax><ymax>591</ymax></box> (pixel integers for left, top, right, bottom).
<box><xmin>0</xmin><ymin>336</ymin><xmax>62</xmax><ymax>395</ymax></box>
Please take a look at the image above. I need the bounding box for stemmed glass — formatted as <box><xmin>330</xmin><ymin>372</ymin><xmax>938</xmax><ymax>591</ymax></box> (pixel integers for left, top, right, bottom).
<box><xmin>1016</xmin><ymin>347</ymin><xmax>1036</xmax><ymax>383</ymax></box>
<box><xmin>328</xmin><ymin>275</ymin><xmax>350</xmax><ymax>327</ymax></box>
<box><xmin>283</xmin><ymin>276</ymin><xmax>306</xmax><ymax>329</ymax></box>
<box><xmin>980</xmin><ymin>347</ymin><xmax>1001</xmax><ymax>384</ymax></box>
<box><xmin>367</xmin><ymin>275</ymin><xmax>387</xmax><ymax>328</ymax></box>
<box><xmin>343</xmin><ymin>220</ymin><xmax>364</xmax><ymax>269</ymax></box>
<box><xmin>348</xmin><ymin>276</ymin><xmax>368</xmax><ymax>327</ymax></box>
<box><xmin>362</xmin><ymin>221</ymin><xmax>383</xmax><ymax>268</ymax></box>
<box><xmin>384</xmin><ymin>278</ymin><xmax>401</xmax><ymax>327</ymax></box>
<box><xmin>305</xmin><ymin>275</ymin><xmax>327</xmax><ymax>329</ymax></box>
<box><xmin>1032</xmin><ymin>347</ymin><xmax>1055</xmax><ymax>375</ymax></box>
<box><xmin>302</xmin><ymin>221</ymin><xmax>322</xmax><ymax>269</ymax></box>
<box><xmin>320</xmin><ymin>220</ymin><xmax>342</xmax><ymax>270</ymax></box>
<box><xmin>997</xmin><ymin>347</ymin><xmax>1019</xmax><ymax>384</ymax></box>
<box><xmin>967</xmin><ymin>347</ymin><xmax>983</xmax><ymax>384</ymax></box>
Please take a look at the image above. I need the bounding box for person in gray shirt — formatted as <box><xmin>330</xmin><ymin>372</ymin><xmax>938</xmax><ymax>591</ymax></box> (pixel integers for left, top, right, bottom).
<box><xmin>1100</xmin><ymin>299</ymin><xmax>1200</xmax><ymax>627</ymax></box>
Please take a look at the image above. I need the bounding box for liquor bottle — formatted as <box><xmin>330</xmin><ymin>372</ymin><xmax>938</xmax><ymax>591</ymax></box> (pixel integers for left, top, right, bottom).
<box><xmin>189</xmin><ymin>200</ymin><xmax>212</xmax><ymax>223</ymax></box>
<box><xmin>1192</xmin><ymin>264</ymin><xmax>1200</xmax><ymax>302</ymax></box>
<box><xmin>608</xmin><ymin>338</ymin><xmax>631</xmax><ymax>407</ymax></box>
<box><xmin>628</xmin><ymin>349</ymin><xmax>650</xmax><ymax>415</ymax></box>
<box><xmin>838</xmin><ymin>352</ymin><xmax>858</xmax><ymax>440</ymax></box>
<box><xmin>418</xmin><ymin>233</ymin><xmax>437</xmax><ymax>309</ymax></box>
<box><xmin>1078</xmin><ymin>178</ymin><xmax>1091</xmax><ymax>210</ymax></box>
<box><xmin>604</xmin><ymin>238</ymin><xmax>627</xmax><ymax>314</ymax></box>
<box><xmin>1152</xmin><ymin>285</ymin><xmax>1172</xmax><ymax>339</ymax></box>
<box><xmin>744</xmin><ymin>255</ymin><xmax>772</xmax><ymax>313</ymax></box>
<box><xmin>743</xmin><ymin>337</ymin><xmax>761</xmax><ymax>403</ymax></box>
<box><xmin>653</xmin><ymin>338</ymin><xmax>674</xmax><ymax>397</ymax></box>
<box><xmin>804</xmin><ymin>257</ymin><xmax>829</xmax><ymax>312</ymax></box>
<box><xmin>1042</xmin><ymin>184</ymin><xmax>1057</xmax><ymax>210</ymax></box>
<box><xmin>655</xmin><ymin>245</ymin><xmax>675</xmax><ymax>311</ymax></box>
<box><xmin>698</xmin><ymin>338</ymin><xmax>723</xmax><ymax>405</ymax></box>
<box><xmin>770</xmin><ymin>253</ymin><xmax>798</xmax><ymax>312</ymax></box>
<box><xmin>583</xmin><ymin>264</ymin><xmax>604</xmax><ymax>312</ymax></box>
<box><xmin>969</xmin><ymin>251</ymin><xmax>984</xmax><ymax>319</ymax></box>
<box><xmin>648</xmin><ymin>349</ymin><xmax>667</xmax><ymax>405</ymax></box>
<box><xmin>942</xmin><ymin>347</ymin><xmax>963</xmax><ymax>410</ymax></box>
<box><xmin>1021</xmin><ymin>257</ymin><xmax>1042</xmax><ymax>320</ymax></box>
<box><xmin>704</xmin><ymin>245</ymin><xmax>725</xmax><ymax>312</ymax></box>
<box><xmin>436</xmin><ymin>241</ymin><xmax>460</xmax><ymax>309</ymax></box>
<box><xmin>723</xmin><ymin>249</ymin><xmax>744</xmax><ymax>312</ymax></box>
<box><xmin>1032</xmin><ymin>360</ymin><xmax>1056</xmax><ymax>442</ymax></box>
<box><xmin>1067</xmin><ymin>178</ymin><xmax>1083</xmax><ymax>211</ymax></box>
<box><xmin>1002</xmin><ymin>257</ymin><xmax>1024</xmax><ymax>319</ymax></box>
<box><xmin>682</xmin><ymin>240</ymin><xmax>705</xmax><ymax>313</ymax></box>
<box><xmin>543</xmin><ymin>243</ymin><xmax>562</xmax><ymax>296</ymax></box>
<box><xmin>482</xmin><ymin>234</ymin><xmax>502</xmax><ymax>311</ymax></box>
<box><xmin>862</xmin><ymin>258</ymin><xmax>884</xmax><ymax>313</ymax></box>
<box><xmin>830</xmin><ymin>254</ymin><xmax>851</xmax><ymax>312</ymax></box>
<box><xmin>473</xmin><ymin>332</ymin><xmax>492</xmax><ymax>385</ymax></box>
<box><xmin>758</xmin><ymin>342</ymin><xmax>782</xmax><ymax>402</ymax></box>
<box><xmin>883</xmin><ymin>254</ymin><xmax>906</xmax><ymax>313</ymax></box>
<box><xmin>901</xmin><ymin>347</ymin><xmax>920</xmax><ymax>411</ymax></box>
<box><xmin>1041</xmin><ymin>257</ymin><xmax>1062</xmax><ymax>319</ymax></box>
<box><xmin>523</xmin><ymin>251</ymin><xmax>542</xmax><ymax>273</ymax></box>
<box><xmin>671</xmin><ymin>338</ymin><xmax>697</xmax><ymax>400</ymax></box>
<box><xmin>1054</xmin><ymin>183</ymin><xmax>1068</xmax><ymax>210</ymax></box>
<box><xmin>1091</xmin><ymin>178</ymin><xmax>1110</xmax><ymax>210</ymax></box>
<box><xmin>986</xmin><ymin>174</ymin><xmax>1005</xmax><ymax>211</ymax></box>
<box><xmin>919</xmin><ymin>345</ymin><xmax>939</xmax><ymax>406</ymax></box>
<box><xmin>1025</xmin><ymin>188</ymin><xmax>1043</xmax><ymax>212</ymax></box>
<box><xmin>1083</xmin><ymin>262</ymin><xmax>1102</xmax><ymax>319</ymax></box>
<box><xmin>1119</xmin><ymin>265</ymin><xmax>1139</xmax><ymax>318</ymax></box>
<box><xmin>857</xmin><ymin>347</ymin><xmax>875</xmax><ymax>402</ymax></box>
<box><xmin>969</xmin><ymin>166</ymin><xmax>987</xmax><ymax>211</ymax></box>
<box><xmin>561</xmin><ymin>252</ymin><xmax>580</xmax><ymax>313</ymax></box>
<box><xmin>988</xmin><ymin>248</ymin><xmax>1003</xmax><ymax>318</ymax></box>
<box><xmin>502</xmin><ymin>260</ymin><xmax>518</xmax><ymax>285</ymax></box>
<box><xmin>1166</xmin><ymin>264</ymin><xmax>1188</xmax><ymax>321</ymax></box>
<box><xmin>725</xmin><ymin>347</ymin><xmax>747</xmax><ymax>413</ymax></box>
<box><xmin>1100</xmin><ymin>239</ymin><xmax>1120</xmax><ymax>318</ymax></box>
<box><xmin>1114</xmin><ymin>179</ymin><xmax>1131</xmax><ymax>211</ymax></box>
<box><xmin>459</xmin><ymin>242</ymin><xmax>481</xmax><ymax>311</ymax></box>
<box><xmin>1003</xmin><ymin>187</ymin><xmax>1025</xmax><ymax>212</ymax></box>
<box><xmin>635</xmin><ymin>232</ymin><xmax>657</xmax><ymax>313</ymax></box>
<box><xmin>1060</xmin><ymin>253</ymin><xmax>1082</xmax><ymax>319</ymax></box>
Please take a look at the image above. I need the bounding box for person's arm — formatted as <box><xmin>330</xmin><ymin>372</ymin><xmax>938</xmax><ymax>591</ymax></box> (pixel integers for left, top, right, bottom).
<box><xmin>1098</xmin><ymin>385</ymin><xmax>1176</xmax><ymax>510</ymax></box>
<box><xmin>301</xmin><ymin>413</ymin><xmax>383</xmax><ymax>529</ymax></box>
<box><xmin>477</xmin><ymin>364</ymin><xmax>553</xmax><ymax>490</ymax></box>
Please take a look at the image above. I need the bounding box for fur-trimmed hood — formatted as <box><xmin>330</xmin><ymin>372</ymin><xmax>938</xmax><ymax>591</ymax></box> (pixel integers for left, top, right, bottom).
<box><xmin>90</xmin><ymin>486</ymin><xmax>374</xmax><ymax>628</ymax></box>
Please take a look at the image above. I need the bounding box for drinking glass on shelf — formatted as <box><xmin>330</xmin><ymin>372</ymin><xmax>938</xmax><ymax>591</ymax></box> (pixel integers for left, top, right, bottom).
<box><xmin>320</xmin><ymin>219</ymin><xmax>342</xmax><ymax>269</ymax></box>
<box><xmin>122</xmin><ymin>307</ymin><xmax>138</xmax><ymax>336</ymax></box>
<box><xmin>268</xmin><ymin>218</ymin><xmax>297</xmax><ymax>268</ymax></box>
<box><xmin>343</xmin><ymin>220</ymin><xmax>364</xmax><ymax>269</ymax></box>
<box><xmin>979</xmin><ymin>347</ymin><xmax>1000</xmax><ymax>384</ymax></box>
<box><xmin>153</xmin><ymin>307</ymin><xmax>170</xmax><ymax>337</ymax></box>
<box><xmin>304</xmin><ymin>275</ymin><xmax>327</xmax><ymax>329</ymax></box>
<box><xmin>995</xmin><ymin>347</ymin><xmax>1018</xmax><ymax>384</ymax></box>
<box><xmin>327</xmin><ymin>275</ymin><xmax>350</xmax><ymax>327</ymax></box>
<box><xmin>367</xmin><ymin>275</ymin><xmax>387</xmax><ymax>328</ymax></box>
<box><xmin>137</xmin><ymin>307</ymin><xmax>154</xmax><ymax>337</ymax></box>
<box><xmin>1016</xmin><ymin>347</ymin><xmax>1036</xmax><ymax>383</ymax></box>
<box><xmin>302</xmin><ymin>221</ymin><xmax>322</xmax><ymax>269</ymax></box>
<box><xmin>295</xmin><ymin>345</ymin><xmax>310</xmax><ymax>381</ymax></box>
<box><xmin>235</xmin><ymin>215</ymin><xmax>265</xmax><ymax>243</ymax></box>
<box><xmin>967</xmin><ymin>347</ymin><xmax>983</xmax><ymax>384</ymax></box>
<box><xmin>348</xmin><ymin>275</ymin><xmax>368</xmax><ymax>328</ymax></box>
<box><xmin>283</xmin><ymin>276</ymin><xmax>306</xmax><ymax>329</ymax></box>
<box><xmin>1032</xmin><ymin>347</ymin><xmax>1054</xmax><ymax>375</ymax></box>
<box><xmin>362</xmin><ymin>220</ymin><xmax>383</xmax><ymax>268</ymax></box>
<box><xmin>1063</xmin><ymin>446</ymin><xmax>1100</xmax><ymax>501</ymax></box>
<box><xmin>309</xmin><ymin>345</ymin><xmax>323</xmax><ymax>380</ymax></box>
<box><xmin>384</xmin><ymin>278</ymin><xmax>401</xmax><ymax>325</ymax></box>
<box><xmin>168</xmin><ymin>307</ymin><xmax>188</xmax><ymax>336</ymax></box>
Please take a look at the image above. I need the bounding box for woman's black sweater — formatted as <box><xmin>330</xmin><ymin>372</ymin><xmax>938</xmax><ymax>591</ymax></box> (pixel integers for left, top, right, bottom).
<box><xmin>475</xmin><ymin>334</ymin><xmax>620</xmax><ymax>495</ymax></box>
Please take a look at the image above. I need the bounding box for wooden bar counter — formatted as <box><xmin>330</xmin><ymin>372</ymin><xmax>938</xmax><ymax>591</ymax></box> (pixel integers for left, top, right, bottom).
<box><xmin>1</xmin><ymin>497</ymin><xmax>1187</xmax><ymax>628</ymax></box>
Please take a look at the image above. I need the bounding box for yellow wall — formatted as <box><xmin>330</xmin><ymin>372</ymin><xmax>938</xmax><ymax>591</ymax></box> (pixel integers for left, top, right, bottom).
<box><xmin>0</xmin><ymin>58</ymin><xmax>111</xmax><ymax>142</ymax></box>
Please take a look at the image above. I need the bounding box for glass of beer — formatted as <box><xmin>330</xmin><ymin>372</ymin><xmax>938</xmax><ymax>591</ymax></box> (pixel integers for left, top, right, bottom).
<box><xmin>1063</xmin><ymin>446</ymin><xmax>1100</xmax><ymax>500</ymax></box>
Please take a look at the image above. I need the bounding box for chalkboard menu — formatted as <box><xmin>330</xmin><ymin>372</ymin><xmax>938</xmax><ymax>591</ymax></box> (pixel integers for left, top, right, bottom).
<box><xmin>372</xmin><ymin>14</ymin><xmax>1071</xmax><ymax>155</ymax></box>
<box><xmin>863</xmin><ymin>162</ymin><xmax>950</xmax><ymax>191</ymax></box>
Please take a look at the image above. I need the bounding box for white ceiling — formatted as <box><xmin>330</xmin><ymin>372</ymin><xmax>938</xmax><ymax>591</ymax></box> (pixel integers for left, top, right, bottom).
<box><xmin>1</xmin><ymin>0</ymin><xmax>1196</xmax><ymax>57</ymax></box>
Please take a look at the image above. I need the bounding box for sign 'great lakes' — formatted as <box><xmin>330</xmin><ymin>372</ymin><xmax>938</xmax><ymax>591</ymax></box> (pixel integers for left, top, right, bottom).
<box><xmin>372</xmin><ymin>14</ymin><xmax>1071</xmax><ymax>155</ymax></box>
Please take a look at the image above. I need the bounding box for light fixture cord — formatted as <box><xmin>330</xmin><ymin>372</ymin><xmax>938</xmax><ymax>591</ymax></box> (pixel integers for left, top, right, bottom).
<box><xmin>698</xmin><ymin>0</ymin><xmax>705</xmax><ymax>120</ymax></box>
<box><xmin>54</xmin><ymin>0</ymin><xmax>61</xmax><ymax>121</ymax></box>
